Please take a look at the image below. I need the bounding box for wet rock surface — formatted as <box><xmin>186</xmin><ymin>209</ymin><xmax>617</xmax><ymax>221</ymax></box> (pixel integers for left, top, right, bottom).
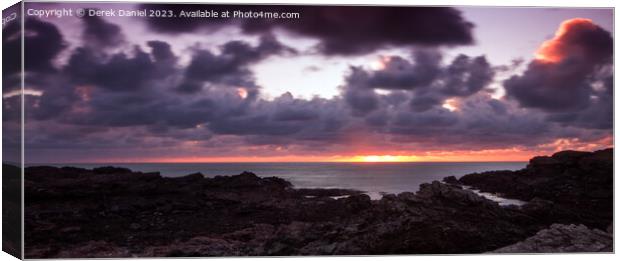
<box><xmin>22</xmin><ymin>149</ymin><xmax>613</xmax><ymax>257</ymax></box>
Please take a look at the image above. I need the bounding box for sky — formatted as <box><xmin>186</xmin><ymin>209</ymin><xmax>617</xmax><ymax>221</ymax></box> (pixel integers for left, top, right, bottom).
<box><xmin>2</xmin><ymin>3</ymin><xmax>614</xmax><ymax>163</ymax></box>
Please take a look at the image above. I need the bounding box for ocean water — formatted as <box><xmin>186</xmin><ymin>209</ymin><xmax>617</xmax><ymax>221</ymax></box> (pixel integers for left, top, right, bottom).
<box><xmin>39</xmin><ymin>162</ymin><xmax>527</xmax><ymax>204</ymax></box>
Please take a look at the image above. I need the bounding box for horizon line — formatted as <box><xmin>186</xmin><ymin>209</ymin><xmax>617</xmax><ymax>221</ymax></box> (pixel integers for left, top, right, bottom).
<box><xmin>23</xmin><ymin>160</ymin><xmax>530</xmax><ymax>165</ymax></box>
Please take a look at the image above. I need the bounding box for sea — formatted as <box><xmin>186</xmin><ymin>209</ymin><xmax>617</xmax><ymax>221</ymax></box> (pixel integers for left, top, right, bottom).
<box><xmin>37</xmin><ymin>162</ymin><xmax>528</xmax><ymax>205</ymax></box>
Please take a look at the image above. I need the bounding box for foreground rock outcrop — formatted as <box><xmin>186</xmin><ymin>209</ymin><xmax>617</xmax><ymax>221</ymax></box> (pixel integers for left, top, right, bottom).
<box><xmin>492</xmin><ymin>224</ymin><xmax>612</xmax><ymax>253</ymax></box>
<box><xmin>444</xmin><ymin>148</ymin><xmax>613</xmax><ymax>230</ymax></box>
<box><xmin>22</xmin><ymin>148</ymin><xmax>613</xmax><ymax>257</ymax></box>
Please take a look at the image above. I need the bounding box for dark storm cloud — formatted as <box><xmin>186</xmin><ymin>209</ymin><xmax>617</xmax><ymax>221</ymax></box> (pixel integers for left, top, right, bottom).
<box><xmin>248</xmin><ymin>6</ymin><xmax>474</xmax><ymax>55</ymax></box>
<box><xmin>82</xmin><ymin>14</ymin><xmax>124</xmax><ymax>48</ymax></box>
<box><xmin>61</xmin><ymin>16</ymin><xmax>176</xmax><ymax>93</ymax></box>
<box><xmin>140</xmin><ymin>5</ymin><xmax>474</xmax><ymax>55</ymax></box>
<box><xmin>24</xmin><ymin>19</ymin><xmax>297</xmax><ymax>135</ymax></box>
<box><xmin>376</xmin><ymin>95</ymin><xmax>556</xmax><ymax>149</ymax></box>
<box><xmin>389</xmin><ymin>107</ymin><xmax>458</xmax><ymax>135</ymax></box>
<box><xmin>408</xmin><ymin>91</ymin><xmax>443</xmax><ymax>112</ymax></box>
<box><xmin>25</xmin><ymin>19</ymin><xmax>66</xmax><ymax>72</ymax></box>
<box><xmin>342</xmin><ymin>51</ymin><xmax>494</xmax><ymax>114</ymax></box>
<box><xmin>3</xmin><ymin>18</ymin><xmax>66</xmax><ymax>123</ymax></box>
<box><xmin>2</xmin><ymin>18</ymin><xmax>66</xmax><ymax>74</ymax></box>
<box><xmin>25</xmin><ymin>76</ymin><xmax>76</xmax><ymax>121</ymax></box>
<box><xmin>342</xmin><ymin>67</ymin><xmax>380</xmax><ymax>116</ymax></box>
<box><xmin>545</xmin><ymin>74</ymin><xmax>613</xmax><ymax>130</ymax></box>
<box><xmin>65</xmin><ymin>46</ymin><xmax>161</xmax><ymax>92</ymax></box>
<box><xmin>178</xmin><ymin>34</ymin><xmax>295</xmax><ymax>93</ymax></box>
<box><xmin>208</xmin><ymin>93</ymin><xmax>350</xmax><ymax>143</ymax></box>
<box><xmin>147</xmin><ymin>40</ymin><xmax>176</xmax><ymax>62</ymax></box>
<box><xmin>504</xmin><ymin>18</ymin><xmax>613</xmax><ymax>112</ymax></box>
<box><xmin>439</xmin><ymin>54</ymin><xmax>493</xmax><ymax>97</ymax></box>
<box><xmin>504</xmin><ymin>61</ymin><xmax>593</xmax><ymax>111</ymax></box>
<box><xmin>367</xmin><ymin>51</ymin><xmax>442</xmax><ymax>90</ymax></box>
<box><xmin>146</xmin><ymin>40</ymin><xmax>178</xmax><ymax>75</ymax></box>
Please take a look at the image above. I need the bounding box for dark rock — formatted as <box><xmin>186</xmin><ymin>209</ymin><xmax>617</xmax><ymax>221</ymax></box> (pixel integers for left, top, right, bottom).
<box><xmin>26</xmin><ymin>166</ymin><xmax>88</xmax><ymax>180</ymax></box>
<box><xmin>340</xmin><ymin>194</ymin><xmax>371</xmax><ymax>212</ymax></box>
<box><xmin>442</xmin><ymin>176</ymin><xmax>459</xmax><ymax>184</ymax></box>
<box><xmin>171</xmin><ymin>173</ymin><xmax>204</xmax><ymax>182</ymax></box>
<box><xmin>396</xmin><ymin>191</ymin><xmax>419</xmax><ymax>202</ymax></box>
<box><xmin>492</xmin><ymin>224</ymin><xmax>612</xmax><ymax>253</ymax></box>
<box><xmin>211</xmin><ymin>171</ymin><xmax>263</xmax><ymax>188</ymax></box>
<box><xmin>23</xmin><ymin>148</ymin><xmax>613</xmax><ymax>257</ymax></box>
<box><xmin>458</xmin><ymin>148</ymin><xmax>612</xmax><ymax>230</ymax></box>
<box><xmin>551</xmin><ymin>150</ymin><xmax>591</xmax><ymax>165</ymax></box>
<box><xmin>93</xmin><ymin>166</ymin><xmax>133</xmax><ymax>175</ymax></box>
<box><xmin>521</xmin><ymin>197</ymin><xmax>554</xmax><ymax>216</ymax></box>
<box><xmin>417</xmin><ymin>181</ymin><xmax>491</xmax><ymax>206</ymax></box>
<box><xmin>528</xmin><ymin>156</ymin><xmax>561</xmax><ymax>168</ymax></box>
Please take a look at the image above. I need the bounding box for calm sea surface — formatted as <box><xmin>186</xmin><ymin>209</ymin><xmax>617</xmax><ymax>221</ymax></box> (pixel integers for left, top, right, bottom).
<box><xmin>38</xmin><ymin>162</ymin><xmax>526</xmax><ymax>201</ymax></box>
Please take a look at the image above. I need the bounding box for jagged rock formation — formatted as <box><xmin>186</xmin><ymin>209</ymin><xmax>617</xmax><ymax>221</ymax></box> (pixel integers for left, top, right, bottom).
<box><xmin>445</xmin><ymin>148</ymin><xmax>612</xmax><ymax>230</ymax></box>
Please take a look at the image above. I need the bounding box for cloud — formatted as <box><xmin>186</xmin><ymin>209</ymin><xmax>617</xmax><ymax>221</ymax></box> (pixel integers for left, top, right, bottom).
<box><xmin>147</xmin><ymin>40</ymin><xmax>176</xmax><ymax>62</ymax></box>
<box><xmin>342</xmin><ymin>67</ymin><xmax>380</xmax><ymax>116</ymax></box>
<box><xmin>25</xmin><ymin>19</ymin><xmax>67</xmax><ymax>72</ymax></box>
<box><xmin>546</xmin><ymin>74</ymin><xmax>613</xmax><ymax>130</ymax></box>
<box><xmin>177</xmin><ymin>34</ymin><xmax>295</xmax><ymax>94</ymax></box>
<box><xmin>439</xmin><ymin>54</ymin><xmax>494</xmax><ymax>96</ymax></box>
<box><xmin>342</xmin><ymin>50</ymin><xmax>493</xmax><ymax>114</ymax></box>
<box><xmin>3</xmin><ymin>18</ymin><xmax>67</xmax><ymax>124</ymax></box>
<box><xmin>504</xmin><ymin>61</ymin><xmax>593</xmax><ymax>111</ymax></box>
<box><xmin>65</xmin><ymin>46</ymin><xmax>161</xmax><ymax>92</ymax></box>
<box><xmin>140</xmin><ymin>5</ymin><xmax>474</xmax><ymax>55</ymax></box>
<box><xmin>82</xmin><ymin>14</ymin><xmax>124</xmax><ymax>48</ymax></box>
<box><xmin>535</xmin><ymin>18</ymin><xmax>612</xmax><ymax>65</ymax></box>
<box><xmin>504</xmin><ymin>18</ymin><xmax>613</xmax><ymax>115</ymax></box>
<box><xmin>409</xmin><ymin>90</ymin><xmax>443</xmax><ymax>112</ymax></box>
<box><xmin>249</xmin><ymin>6</ymin><xmax>474</xmax><ymax>55</ymax></box>
<box><xmin>18</xmin><ymin>15</ymin><xmax>612</xmax><ymax>162</ymax></box>
<box><xmin>208</xmin><ymin>92</ymin><xmax>350</xmax><ymax>142</ymax></box>
<box><xmin>2</xmin><ymin>18</ymin><xmax>66</xmax><ymax>75</ymax></box>
<box><xmin>367</xmin><ymin>51</ymin><xmax>442</xmax><ymax>90</ymax></box>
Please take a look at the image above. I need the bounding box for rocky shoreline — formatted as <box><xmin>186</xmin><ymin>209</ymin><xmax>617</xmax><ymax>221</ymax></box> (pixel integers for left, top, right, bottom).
<box><xmin>444</xmin><ymin>148</ymin><xmax>613</xmax><ymax>231</ymax></box>
<box><xmin>20</xmin><ymin>148</ymin><xmax>613</xmax><ymax>257</ymax></box>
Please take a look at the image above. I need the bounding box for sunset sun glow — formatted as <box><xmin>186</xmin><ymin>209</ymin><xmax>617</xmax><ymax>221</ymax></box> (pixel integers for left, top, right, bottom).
<box><xmin>352</xmin><ymin>155</ymin><xmax>420</xmax><ymax>162</ymax></box>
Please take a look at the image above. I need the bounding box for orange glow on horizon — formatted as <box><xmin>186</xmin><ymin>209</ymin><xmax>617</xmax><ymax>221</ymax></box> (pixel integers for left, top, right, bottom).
<box><xmin>77</xmin><ymin>135</ymin><xmax>612</xmax><ymax>164</ymax></box>
<box><xmin>85</xmin><ymin>146</ymin><xmax>612</xmax><ymax>164</ymax></box>
<box><xmin>347</xmin><ymin>155</ymin><xmax>422</xmax><ymax>162</ymax></box>
<box><xmin>535</xmin><ymin>18</ymin><xmax>596</xmax><ymax>63</ymax></box>
<box><xmin>89</xmin><ymin>151</ymin><xmax>544</xmax><ymax>164</ymax></box>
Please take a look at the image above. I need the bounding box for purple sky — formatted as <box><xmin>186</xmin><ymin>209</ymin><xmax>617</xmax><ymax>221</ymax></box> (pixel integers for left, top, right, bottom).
<box><xmin>2</xmin><ymin>3</ymin><xmax>613</xmax><ymax>163</ymax></box>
